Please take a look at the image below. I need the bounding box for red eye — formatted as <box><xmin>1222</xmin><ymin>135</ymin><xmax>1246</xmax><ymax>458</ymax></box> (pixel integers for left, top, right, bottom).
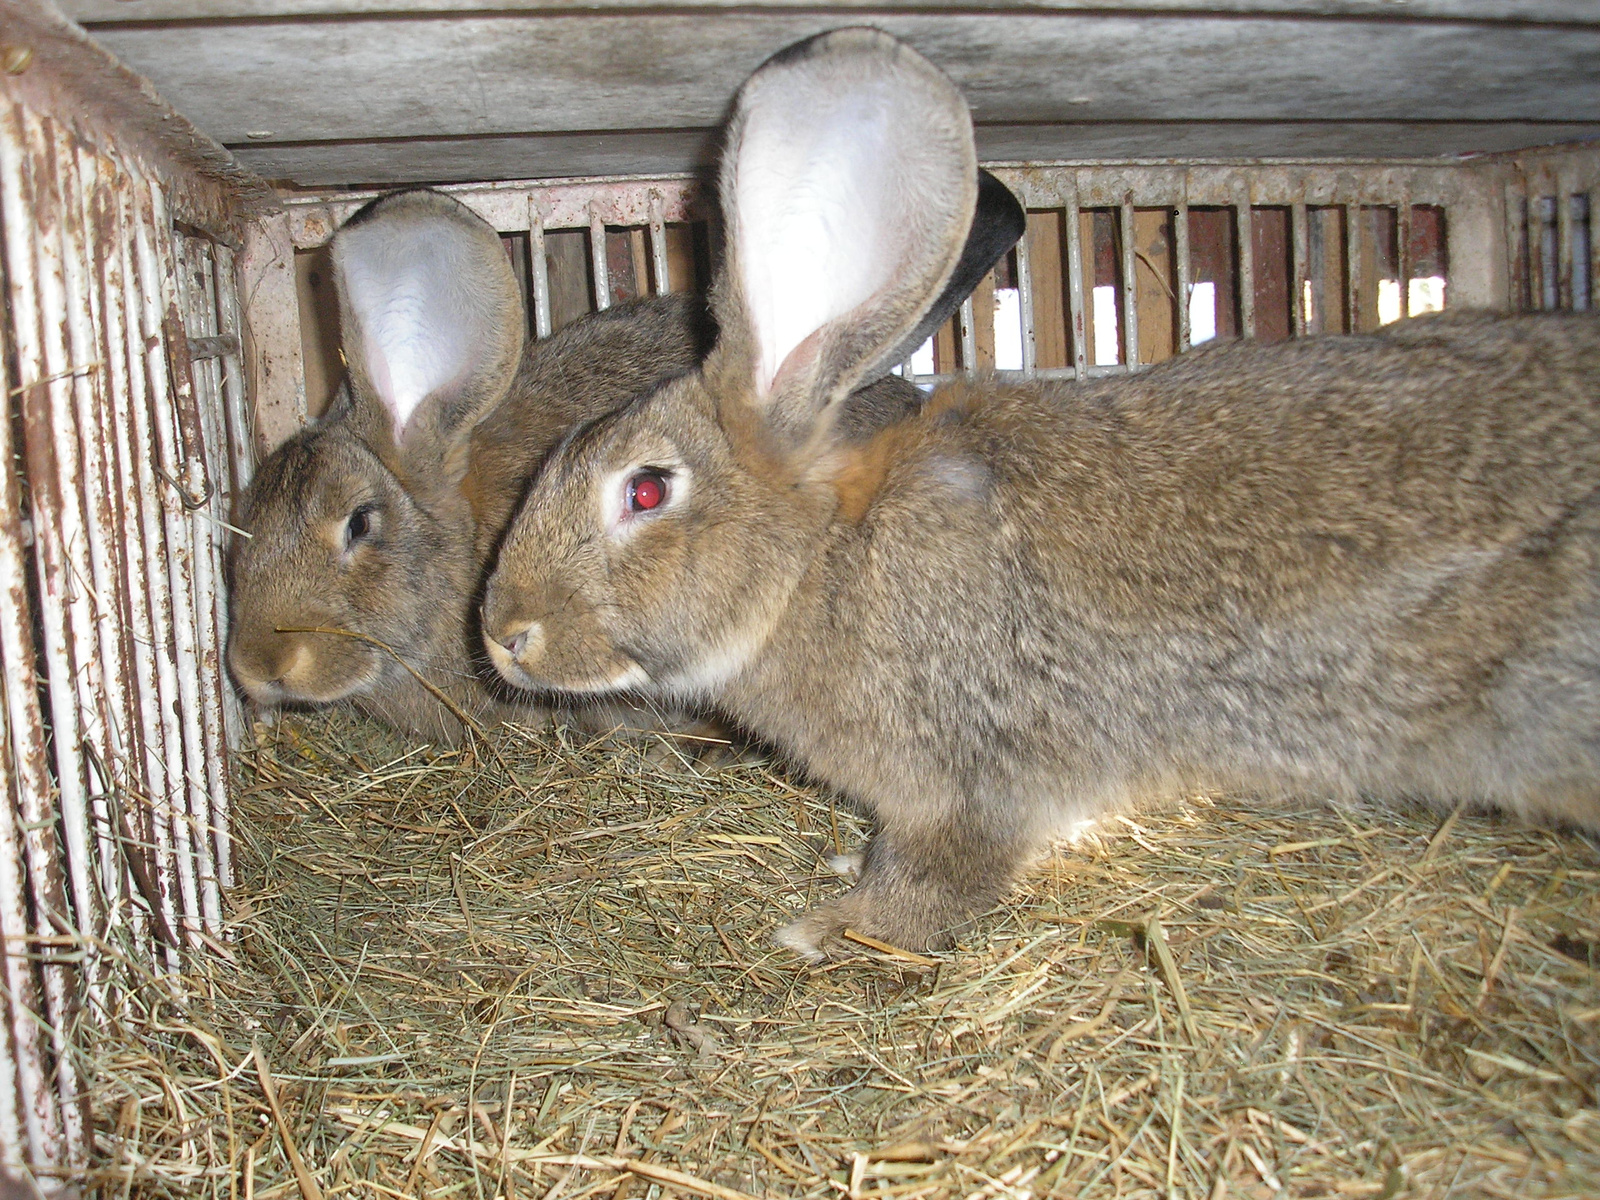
<box><xmin>627</xmin><ymin>470</ymin><xmax>667</xmax><ymax>513</ymax></box>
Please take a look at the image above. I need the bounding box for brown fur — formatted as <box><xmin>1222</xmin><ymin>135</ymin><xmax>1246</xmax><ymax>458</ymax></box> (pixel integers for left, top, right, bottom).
<box><xmin>481</xmin><ymin>31</ymin><xmax>1600</xmax><ymax>958</ymax></box>
<box><xmin>227</xmin><ymin>190</ymin><xmax>711</xmax><ymax>744</ymax></box>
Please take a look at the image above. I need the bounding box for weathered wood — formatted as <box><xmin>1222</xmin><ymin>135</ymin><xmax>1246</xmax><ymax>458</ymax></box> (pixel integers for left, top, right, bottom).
<box><xmin>1252</xmin><ymin>205</ymin><xmax>1291</xmax><ymax>342</ymax></box>
<box><xmin>226</xmin><ymin>125</ymin><xmax>1600</xmax><ymax>190</ymax></box>
<box><xmin>58</xmin><ymin>1</ymin><xmax>1600</xmax><ymax>22</ymax></box>
<box><xmin>293</xmin><ymin>246</ymin><xmax>340</xmax><ymax>419</ymax></box>
<box><xmin>545</xmin><ymin>227</ymin><xmax>592</xmax><ymax>333</ymax></box>
<box><xmin>1133</xmin><ymin>208</ymin><xmax>1175</xmax><ymax>364</ymax></box>
<box><xmin>1025</xmin><ymin>211</ymin><xmax>1069</xmax><ymax>371</ymax></box>
<box><xmin>0</xmin><ymin>0</ymin><xmax>266</xmax><ymax>233</ymax></box>
<box><xmin>67</xmin><ymin>12</ymin><xmax>1600</xmax><ymax>190</ymax></box>
<box><xmin>236</xmin><ymin>210</ymin><xmax>306</xmax><ymax>454</ymax></box>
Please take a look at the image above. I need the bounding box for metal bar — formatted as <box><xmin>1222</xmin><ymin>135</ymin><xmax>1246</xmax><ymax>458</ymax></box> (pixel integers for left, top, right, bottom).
<box><xmin>1580</xmin><ymin>185</ymin><xmax>1593</xmax><ymax>312</ymax></box>
<box><xmin>1014</xmin><ymin>215</ymin><xmax>1036</xmax><ymax>377</ymax></box>
<box><xmin>1064</xmin><ymin>189</ymin><xmax>1087</xmax><ymax>380</ymax></box>
<box><xmin>1235</xmin><ymin>187</ymin><xmax>1256</xmax><ymax>339</ymax></box>
<box><xmin>1346</xmin><ymin>202</ymin><xmax>1364</xmax><ymax>332</ymax></box>
<box><xmin>191</xmin><ymin>239</ymin><xmax>240</xmax><ymax>887</ymax></box>
<box><xmin>1175</xmin><ymin>198</ymin><xmax>1191</xmax><ymax>352</ymax></box>
<box><xmin>589</xmin><ymin>203</ymin><xmax>611</xmax><ymax>312</ymax></box>
<box><xmin>213</xmin><ymin>242</ymin><xmax>254</xmax><ymax>499</ymax></box>
<box><xmin>648</xmin><ymin>192</ymin><xmax>671</xmax><ymax>295</ymax></box>
<box><xmin>15</xmin><ymin>107</ymin><xmax>101</xmax><ymax>978</ymax></box>
<box><xmin>132</xmin><ymin>184</ymin><xmax>210</xmax><ymax>948</ymax></box>
<box><xmin>59</xmin><ymin>141</ymin><xmax>134</xmax><ymax>955</ymax></box>
<box><xmin>1397</xmin><ymin>191</ymin><xmax>1413</xmax><ymax>321</ymax></box>
<box><xmin>958</xmin><ymin>295</ymin><xmax>978</xmax><ymax>377</ymax></box>
<box><xmin>1504</xmin><ymin>182</ymin><xmax>1527</xmax><ymax>313</ymax></box>
<box><xmin>0</xmin><ymin>110</ymin><xmax>73</xmax><ymax>1191</ymax></box>
<box><xmin>1291</xmin><ymin>202</ymin><xmax>1309</xmax><ymax>337</ymax></box>
<box><xmin>97</xmin><ymin>167</ymin><xmax>176</xmax><ymax>955</ymax></box>
<box><xmin>1558</xmin><ymin>171</ymin><xmax>1575</xmax><ymax>310</ymax></box>
<box><xmin>112</xmin><ymin>180</ymin><xmax>186</xmax><ymax>963</ymax></box>
<box><xmin>1539</xmin><ymin>194</ymin><xmax>1560</xmax><ymax>310</ymax></box>
<box><xmin>1119</xmin><ymin>196</ymin><xmax>1139</xmax><ymax>369</ymax></box>
<box><xmin>528</xmin><ymin>198</ymin><xmax>552</xmax><ymax>340</ymax></box>
<box><xmin>285</xmin><ymin>174</ymin><xmax>704</xmax><ymax>249</ymax></box>
<box><xmin>168</xmin><ymin>231</ymin><xmax>228</xmax><ymax>936</ymax></box>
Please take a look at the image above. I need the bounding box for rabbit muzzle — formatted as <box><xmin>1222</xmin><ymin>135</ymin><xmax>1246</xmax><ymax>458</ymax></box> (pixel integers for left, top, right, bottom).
<box><xmin>227</xmin><ymin>623</ymin><xmax>385</xmax><ymax>706</ymax></box>
<box><xmin>481</xmin><ymin>586</ymin><xmax>648</xmax><ymax>696</ymax></box>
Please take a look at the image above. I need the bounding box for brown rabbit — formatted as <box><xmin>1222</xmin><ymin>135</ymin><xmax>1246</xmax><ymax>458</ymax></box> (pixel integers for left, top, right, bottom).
<box><xmin>227</xmin><ymin>190</ymin><xmax>717</xmax><ymax>744</ymax></box>
<box><xmin>480</xmin><ymin>28</ymin><xmax>1600</xmax><ymax>957</ymax></box>
<box><xmin>227</xmin><ymin>185</ymin><xmax>1004</xmax><ymax>747</ymax></box>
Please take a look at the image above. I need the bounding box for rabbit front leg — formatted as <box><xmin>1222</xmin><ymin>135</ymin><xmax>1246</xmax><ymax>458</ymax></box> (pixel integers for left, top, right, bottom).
<box><xmin>775</xmin><ymin>804</ymin><xmax>1034</xmax><ymax>959</ymax></box>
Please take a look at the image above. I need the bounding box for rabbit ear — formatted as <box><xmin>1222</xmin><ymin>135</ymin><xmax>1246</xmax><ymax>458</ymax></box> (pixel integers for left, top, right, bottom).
<box><xmin>331</xmin><ymin>191</ymin><xmax>524</xmax><ymax>470</ymax></box>
<box><xmin>715</xmin><ymin>28</ymin><xmax>976</xmax><ymax>451</ymax></box>
<box><xmin>874</xmin><ymin>170</ymin><xmax>1026</xmax><ymax>377</ymax></box>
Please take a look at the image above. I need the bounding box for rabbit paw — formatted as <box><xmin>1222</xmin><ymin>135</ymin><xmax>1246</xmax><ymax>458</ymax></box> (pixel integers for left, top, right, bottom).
<box><xmin>772</xmin><ymin>890</ymin><xmax>958</xmax><ymax>961</ymax></box>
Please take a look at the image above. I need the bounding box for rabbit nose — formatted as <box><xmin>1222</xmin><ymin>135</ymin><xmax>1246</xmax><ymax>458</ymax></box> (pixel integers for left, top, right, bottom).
<box><xmin>491</xmin><ymin>618</ymin><xmax>543</xmax><ymax>664</ymax></box>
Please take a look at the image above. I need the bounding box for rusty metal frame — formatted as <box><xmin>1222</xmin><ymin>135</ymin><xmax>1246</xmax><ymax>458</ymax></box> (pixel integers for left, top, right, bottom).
<box><xmin>262</xmin><ymin>150</ymin><xmax>1600</xmax><ymax>419</ymax></box>
<box><xmin>2</xmin><ymin>57</ymin><xmax>248</xmax><ymax>1198</ymax></box>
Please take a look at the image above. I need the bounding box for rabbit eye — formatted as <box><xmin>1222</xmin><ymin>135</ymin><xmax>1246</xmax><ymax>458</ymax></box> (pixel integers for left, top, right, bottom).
<box><xmin>626</xmin><ymin>470</ymin><xmax>668</xmax><ymax>514</ymax></box>
<box><xmin>345</xmin><ymin>504</ymin><xmax>375</xmax><ymax>546</ymax></box>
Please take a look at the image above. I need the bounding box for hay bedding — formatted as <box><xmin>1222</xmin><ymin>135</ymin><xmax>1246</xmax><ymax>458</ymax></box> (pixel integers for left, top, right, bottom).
<box><xmin>84</xmin><ymin>711</ymin><xmax>1600</xmax><ymax>1199</ymax></box>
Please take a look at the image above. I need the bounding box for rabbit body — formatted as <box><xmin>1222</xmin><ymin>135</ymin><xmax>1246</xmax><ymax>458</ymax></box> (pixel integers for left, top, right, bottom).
<box><xmin>481</xmin><ymin>30</ymin><xmax>1600</xmax><ymax>956</ymax></box>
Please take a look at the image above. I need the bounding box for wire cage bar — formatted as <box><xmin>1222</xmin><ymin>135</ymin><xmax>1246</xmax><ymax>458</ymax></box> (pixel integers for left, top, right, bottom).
<box><xmin>1</xmin><ymin>75</ymin><xmax>249</xmax><ymax>1194</ymax></box>
<box><xmin>271</xmin><ymin>152</ymin><xmax>1600</xmax><ymax>427</ymax></box>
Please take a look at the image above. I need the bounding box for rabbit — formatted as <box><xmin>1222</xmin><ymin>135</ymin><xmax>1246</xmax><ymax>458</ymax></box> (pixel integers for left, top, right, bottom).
<box><xmin>227</xmin><ymin>189</ymin><xmax>719</xmax><ymax>745</ymax></box>
<box><xmin>229</xmin><ymin>182</ymin><xmax>1019</xmax><ymax>748</ymax></box>
<box><xmin>478</xmin><ymin>27</ymin><xmax>1600</xmax><ymax>959</ymax></box>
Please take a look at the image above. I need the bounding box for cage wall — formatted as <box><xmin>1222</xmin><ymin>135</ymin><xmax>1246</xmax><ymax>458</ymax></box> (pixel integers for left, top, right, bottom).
<box><xmin>0</xmin><ymin>43</ymin><xmax>251</xmax><ymax>1192</ymax></box>
<box><xmin>255</xmin><ymin>147</ymin><xmax>1600</xmax><ymax>453</ymax></box>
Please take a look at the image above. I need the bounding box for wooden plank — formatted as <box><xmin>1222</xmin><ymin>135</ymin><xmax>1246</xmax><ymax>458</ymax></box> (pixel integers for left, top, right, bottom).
<box><xmin>664</xmin><ymin>224</ymin><xmax>697</xmax><ymax>294</ymax></box>
<box><xmin>1188</xmin><ymin>206</ymin><xmax>1236</xmax><ymax>340</ymax></box>
<box><xmin>1133</xmin><ymin>208</ymin><xmax>1175</xmax><ymax>364</ymax></box>
<box><xmin>236</xmin><ymin>210</ymin><xmax>306</xmax><ymax>452</ymax></box>
<box><xmin>1025</xmin><ymin>211</ymin><xmax>1069</xmax><ymax>371</ymax></box>
<box><xmin>973</xmin><ymin>271</ymin><xmax>997</xmax><ymax>372</ymax></box>
<box><xmin>81</xmin><ymin>16</ymin><xmax>1600</xmax><ymax>147</ymax></box>
<box><xmin>544</xmin><ymin>227</ymin><xmax>592</xmax><ymax>333</ymax></box>
<box><xmin>59</xmin><ymin>1</ymin><xmax>1600</xmax><ymax>20</ymax></box>
<box><xmin>292</xmin><ymin>246</ymin><xmax>340</xmax><ymax>420</ymax></box>
<box><xmin>928</xmin><ymin>314</ymin><xmax>953</xmax><ymax>375</ymax></box>
<box><xmin>1252</xmin><ymin>205</ymin><xmax>1291</xmax><ymax>342</ymax></box>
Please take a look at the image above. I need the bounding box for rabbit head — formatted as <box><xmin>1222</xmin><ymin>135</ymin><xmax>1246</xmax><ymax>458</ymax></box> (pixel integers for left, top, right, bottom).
<box><xmin>484</xmin><ymin>26</ymin><xmax>1600</xmax><ymax>959</ymax></box>
<box><xmin>229</xmin><ymin>189</ymin><xmax>524</xmax><ymax>740</ymax></box>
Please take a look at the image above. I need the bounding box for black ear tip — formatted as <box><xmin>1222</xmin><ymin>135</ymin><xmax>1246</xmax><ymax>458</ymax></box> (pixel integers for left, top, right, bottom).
<box><xmin>977</xmin><ymin>170</ymin><xmax>1027</xmax><ymax>249</ymax></box>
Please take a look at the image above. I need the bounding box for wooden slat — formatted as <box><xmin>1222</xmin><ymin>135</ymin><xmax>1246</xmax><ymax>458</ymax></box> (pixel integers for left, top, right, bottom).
<box><xmin>1133</xmin><ymin>208</ymin><xmax>1175</xmax><ymax>363</ymax></box>
<box><xmin>60</xmin><ymin>0</ymin><xmax>1600</xmax><ymax>20</ymax></box>
<box><xmin>1025</xmin><ymin>211</ymin><xmax>1069</xmax><ymax>371</ymax></box>
<box><xmin>73</xmin><ymin>13</ymin><xmax>1600</xmax><ymax>191</ymax></box>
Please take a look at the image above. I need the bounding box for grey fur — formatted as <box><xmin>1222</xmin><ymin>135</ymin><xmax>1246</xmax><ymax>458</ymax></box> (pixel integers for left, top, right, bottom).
<box><xmin>481</xmin><ymin>30</ymin><xmax>1600</xmax><ymax>958</ymax></box>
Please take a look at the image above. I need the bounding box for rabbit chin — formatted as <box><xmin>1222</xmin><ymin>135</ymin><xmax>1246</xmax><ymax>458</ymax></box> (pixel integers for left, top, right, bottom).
<box><xmin>484</xmin><ymin>634</ymin><xmax>650</xmax><ymax>696</ymax></box>
<box><xmin>236</xmin><ymin>659</ymin><xmax>386</xmax><ymax>709</ymax></box>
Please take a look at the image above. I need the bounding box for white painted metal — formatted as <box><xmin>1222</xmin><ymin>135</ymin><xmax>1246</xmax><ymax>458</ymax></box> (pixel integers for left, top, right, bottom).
<box><xmin>1119</xmin><ymin>198</ymin><xmax>1138</xmax><ymax>369</ymax></box>
<box><xmin>529</xmin><ymin>198</ymin><xmax>553</xmax><ymax>339</ymax></box>
<box><xmin>647</xmin><ymin>192</ymin><xmax>670</xmax><ymax>296</ymax></box>
<box><xmin>589</xmin><ymin>203</ymin><xmax>611</xmax><ymax>311</ymax></box>
<box><xmin>0</xmin><ymin>40</ymin><xmax>247</xmax><ymax>1185</ymax></box>
<box><xmin>1014</xmin><ymin>222</ymin><xmax>1036</xmax><ymax>375</ymax></box>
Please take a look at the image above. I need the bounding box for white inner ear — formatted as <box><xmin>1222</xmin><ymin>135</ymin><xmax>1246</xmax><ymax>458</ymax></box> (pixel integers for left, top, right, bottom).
<box><xmin>736</xmin><ymin>77</ymin><xmax>913</xmax><ymax>397</ymax></box>
<box><xmin>337</xmin><ymin>221</ymin><xmax>489</xmax><ymax>437</ymax></box>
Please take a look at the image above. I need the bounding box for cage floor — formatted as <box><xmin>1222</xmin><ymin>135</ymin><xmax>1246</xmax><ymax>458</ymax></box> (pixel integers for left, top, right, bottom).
<box><xmin>86</xmin><ymin>710</ymin><xmax>1600</xmax><ymax>1199</ymax></box>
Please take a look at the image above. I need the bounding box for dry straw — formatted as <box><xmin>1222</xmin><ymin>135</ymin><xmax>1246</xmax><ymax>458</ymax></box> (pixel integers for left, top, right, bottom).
<box><xmin>80</xmin><ymin>710</ymin><xmax>1600</xmax><ymax>1198</ymax></box>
